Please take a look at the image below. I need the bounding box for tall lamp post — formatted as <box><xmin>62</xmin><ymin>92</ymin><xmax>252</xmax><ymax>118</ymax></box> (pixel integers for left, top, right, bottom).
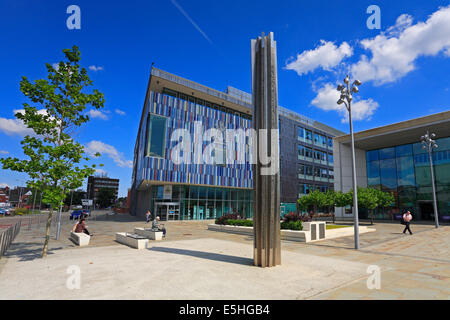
<box><xmin>421</xmin><ymin>131</ymin><xmax>439</xmax><ymax>228</ymax></box>
<box><xmin>337</xmin><ymin>75</ymin><xmax>362</xmax><ymax>250</ymax></box>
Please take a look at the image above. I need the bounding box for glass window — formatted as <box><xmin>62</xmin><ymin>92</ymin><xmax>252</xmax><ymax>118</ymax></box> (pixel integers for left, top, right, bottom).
<box><xmin>413</xmin><ymin>142</ymin><xmax>427</xmax><ymax>155</ymax></box>
<box><xmin>146</xmin><ymin>114</ymin><xmax>167</xmax><ymax>158</ymax></box>
<box><xmin>380</xmin><ymin>159</ymin><xmax>397</xmax><ymax>190</ymax></box>
<box><xmin>395</xmin><ymin>144</ymin><xmax>413</xmax><ymax>157</ymax></box>
<box><xmin>328</xmin><ymin>138</ymin><xmax>333</xmax><ymax>148</ymax></box>
<box><xmin>434</xmin><ymin>150</ymin><xmax>450</xmax><ymax>185</ymax></box>
<box><xmin>297</xmin><ymin>127</ymin><xmax>304</xmax><ymax>139</ymax></box>
<box><xmin>305</xmin><ymin>130</ymin><xmax>312</xmax><ymax>141</ymax></box>
<box><xmin>379</xmin><ymin>147</ymin><xmax>395</xmax><ymax>160</ymax></box>
<box><xmin>305</xmin><ymin>165</ymin><xmax>313</xmax><ymax>176</ymax></box>
<box><xmin>313</xmin><ymin>133</ymin><xmax>320</xmax><ymax>144</ymax></box>
<box><xmin>366</xmin><ymin>150</ymin><xmax>379</xmax><ymax>162</ymax></box>
<box><xmin>436</xmin><ymin>137</ymin><xmax>450</xmax><ymax>152</ymax></box>
<box><xmin>305</xmin><ymin>147</ymin><xmax>313</xmax><ymax>158</ymax></box>
<box><xmin>396</xmin><ymin>156</ymin><xmax>416</xmax><ymax>187</ymax></box>
<box><xmin>298</xmin><ymin>165</ymin><xmax>305</xmax><ymax>175</ymax></box>
<box><xmin>328</xmin><ymin>153</ymin><xmax>334</xmax><ymax>164</ymax></box>
<box><xmin>314</xmin><ymin>167</ymin><xmax>321</xmax><ymax>177</ymax></box>
<box><xmin>367</xmin><ymin>160</ymin><xmax>381</xmax><ymax>187</ymax></box>
<box><xmin>298</xmin><ymin>145</ymin><xmax>305</xmax><ymax>157</ymax></box>
<box><xmin>320</xmin><ymin>135</ymin><xmax>327</xmax><ymax>147</ymax></box>
<box><xmin>305</xmin><ymin>184</ymin><xmax>313</xmax><ymax>194</ymax></box>
<box><xmin>321</xmin><ymin>168</ymin><xmax>328</xmax><ymax>178</ymax></box>
<box><xmin>329</xmin><ymin>169</ymin><xmax>334</xmax><ymax>179</ymax></box>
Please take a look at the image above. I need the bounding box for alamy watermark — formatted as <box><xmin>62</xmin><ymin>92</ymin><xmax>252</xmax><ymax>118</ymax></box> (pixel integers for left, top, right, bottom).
<box><xmin>66</xmin><ymin>265</ymin><xmax>81</xmax><ymax>290</ymax></box>
<box><xmin>66</xmin><ymin>5</ymin><xmax>81</xmax><ymax>30</ymax></box>
<box><xmin>169</xmin><ymin>121</ymin><xmax>279</xmax><ymax>175</ymax></box>
<box><xmin>366</xmin><ymin>265</ymin><xmax>381</xmax><ymax>290</ymax></box>
<box><xmin>366</xmin><ymin>5</ymin><xmax>381</xmax><ymax>30</ymax></box>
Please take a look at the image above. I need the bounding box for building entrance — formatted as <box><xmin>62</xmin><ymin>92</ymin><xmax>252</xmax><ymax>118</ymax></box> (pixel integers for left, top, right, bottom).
<box><xmin>154</xmin><ymin>202</ymin><xmax>180</xmax><ymax>221</ymax></box>
<box><xmin>419</xmin><ymin>202</ymin><xmax>434</xmax><ymax>220</ymax></box>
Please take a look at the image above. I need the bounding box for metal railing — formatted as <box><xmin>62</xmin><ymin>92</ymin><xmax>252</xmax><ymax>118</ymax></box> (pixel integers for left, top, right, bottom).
<box><xmin>0</xmin><ymin>220</ymin><xmax>21</xmax><ymax>257</ymax></box>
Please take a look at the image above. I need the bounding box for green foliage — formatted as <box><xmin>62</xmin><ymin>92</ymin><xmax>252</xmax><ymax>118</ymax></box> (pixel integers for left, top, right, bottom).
<box><xmin>96</xmin><ymin>187</ymin><xmax>116</xmax><ymax>208</ymax></box>
<box><xmin>215</xmin><ymin>214</ymin><xmax>241</xmax><ymax>225</ymax></box>
<box><xmin>14</xmin><ymin>208</ymin><xmax>30</xmax><ymax>215</ymax></box>
<box><xmin>334</xmin><ymin>191</ymin><xmax>353</xmax><ymax>208</ymax></box>
<box><xmin>0</xmin><ymin>46</ymin><xmax>105</xmax><ymax>257</ymax></box>
<box><xmin>280</xmin><ymin>220</ymin><xmax>303</xmax><ymax>230</ymax></box>
<box><xmin>64</xmin><ymin>190</ymin><xmax>86</xmax><ymax>207</ymax></box>
<box><xmin>225</xmin><ymin>219</ymin><xmax>254</xmax><ymax>227</ymax></box>
<box><xmin>0</xmin><ymin>45</ymin><xmax>104</xmax><ymax>209</ymax></box>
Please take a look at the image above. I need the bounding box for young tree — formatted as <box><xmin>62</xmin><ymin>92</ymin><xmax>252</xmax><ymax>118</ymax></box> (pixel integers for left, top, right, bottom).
<box><xmin>357</xmin><ymin>187</ymin><xmax>378</xmax><ymax>225</ymax></box>
<box><xmin>375</xmin><ymin>189</ymin><xmax>395</xmax><ymax>218</ymax></box>
<box><xmin>0</xmin><ymin>46</ymin><xmax>104</xmax><ymax>257</ymax></box>
<box><xmin>323</xmin><ymin>190</ymin><xmax>337</xmax><ymax>223</ymax></box>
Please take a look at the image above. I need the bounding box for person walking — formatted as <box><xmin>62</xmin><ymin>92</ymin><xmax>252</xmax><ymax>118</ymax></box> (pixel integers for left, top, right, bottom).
<box><xmin>402</xmin><ymin>211</ymin><xmax>413</xmax><ymax>235</ymax></box>
<box><xmin>145</xmin><ymin>210</ymin><xmax>152</xmax><ymax>223</ymax></box>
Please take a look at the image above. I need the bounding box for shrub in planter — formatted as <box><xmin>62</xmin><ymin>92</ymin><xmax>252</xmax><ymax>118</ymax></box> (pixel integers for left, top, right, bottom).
<box><xmin>280</xmin><ymin>220</ymin><xmax>303</xmax><ymax>231</ymax></box>
<box><xmin>226</xmin><ymin>219</ymin><xmax>253</xmax><ymax>227</ymax></box>
<box><xmin>283</xmin><ymin>212</ymin><xmax>302</xmax><ymax>222</ymax></box>
<box><xmin>215</xmin><ymin>213</ymin><xmax>241</xmax><ymax>225</ymax></box>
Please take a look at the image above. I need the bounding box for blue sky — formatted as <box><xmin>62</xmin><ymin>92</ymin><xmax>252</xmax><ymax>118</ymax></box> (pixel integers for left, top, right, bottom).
<box><xmin>1</xmin><ymin>0</ymin><xmax>450</xmax><ymax>196</ymax></box>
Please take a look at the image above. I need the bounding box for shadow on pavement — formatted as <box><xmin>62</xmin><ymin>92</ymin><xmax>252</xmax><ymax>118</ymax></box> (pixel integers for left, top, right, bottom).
<box><xmin>149</xmin><ymin>246</ymin><xmax>253</xmax><ymax>266</ymax></box>
<box><xmin>4</xmin><ymin>242</ymin><xmax>65</xmax><ymax>262</ymax></box>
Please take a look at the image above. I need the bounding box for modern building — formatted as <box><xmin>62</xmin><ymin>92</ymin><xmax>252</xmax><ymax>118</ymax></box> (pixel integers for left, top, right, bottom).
<box><xmin>333</xmin><ymin>111</ymin><xmax>450</xmax><ymax>222</ymax></box>
<box><xmin>130</xmin><ymin>67</ymin><xmax>343</xmax><ymax>220</ymax></box>
<box><xmin>87</xmin><ymin>176</ymin><xmax>120</xmax><ymax>206</ymax></box>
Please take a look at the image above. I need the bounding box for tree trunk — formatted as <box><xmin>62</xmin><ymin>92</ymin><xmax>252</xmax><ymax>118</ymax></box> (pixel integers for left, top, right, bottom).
<box><xmin>42</xmin><ymin>208</ymin><xmax>53</xmax><ymax>258</ymax></box>
<box><xmin>371</xmin><ymin>209</ymin><xmax>374</xmax><ymax>225</ymax></box>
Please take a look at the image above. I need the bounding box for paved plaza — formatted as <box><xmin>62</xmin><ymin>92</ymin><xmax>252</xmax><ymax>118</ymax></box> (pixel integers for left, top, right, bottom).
<box><xmin>0</xmin><ymin>212</ymin><xmax>449</xmax><ymax>299</ymax></box>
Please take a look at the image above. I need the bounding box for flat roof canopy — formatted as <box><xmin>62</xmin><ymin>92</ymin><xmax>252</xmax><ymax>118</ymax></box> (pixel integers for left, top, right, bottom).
<box><xmin>335</xmin><ymin>111</ymin><xmax>450</xmax><ymax>150</ymax></box>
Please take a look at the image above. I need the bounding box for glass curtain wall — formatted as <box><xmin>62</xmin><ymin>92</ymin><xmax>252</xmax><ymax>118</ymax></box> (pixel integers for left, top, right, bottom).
<box><xmin>366</xmin><ymin>137</ymin><xmax>450</xmax><ymax>221</ymax></box>
<box><xmin>151</xmin><ymin>185</ymin><xmax>253</xmax><ymax>220</ymax></box>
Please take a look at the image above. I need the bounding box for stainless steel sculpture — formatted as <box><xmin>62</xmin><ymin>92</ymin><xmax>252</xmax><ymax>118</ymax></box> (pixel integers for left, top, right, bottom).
<box><xmin>251</xmin><ymin>32</ymin><xmax>281</xmax><ymax>267</ymax></box>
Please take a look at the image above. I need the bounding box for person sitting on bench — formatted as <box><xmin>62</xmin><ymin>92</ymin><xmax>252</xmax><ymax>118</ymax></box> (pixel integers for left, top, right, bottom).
<box><xmin>73</xmin><ymin>218</ymin><xmax>92</xmax><ymax>236</ymax></box>
<box><xmin>152</xmin><ymin>216</ymin><xmax>166</xmax><ymax>237</ymax></box>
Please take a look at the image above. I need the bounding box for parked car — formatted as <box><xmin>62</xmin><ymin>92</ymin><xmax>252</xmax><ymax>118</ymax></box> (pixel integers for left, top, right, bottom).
<box><xmin>70</xmin><ymin>209</ymin><xmax>90</xmax><ymax>220</ymax></box>
<box><xmin>0</xmin><ymin>208</ymin><xmax>5</xmax><ymax>216</ymax></box>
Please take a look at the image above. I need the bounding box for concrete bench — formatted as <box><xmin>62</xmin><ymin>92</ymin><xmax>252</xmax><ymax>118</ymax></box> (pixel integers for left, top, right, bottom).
<box><xmin>134</xmin><ymin>228</ymin><xmax>164</xmax><ymax>240</ymax></box>
<box><xmin>70</xmin><ymin>232</ymin><xmax>90</xmax><ymax>246</ymax></box>
<box><xmin>115</xmin><ymin>232</ymin><xmax>149</xmax><ymax>249</ymax></box>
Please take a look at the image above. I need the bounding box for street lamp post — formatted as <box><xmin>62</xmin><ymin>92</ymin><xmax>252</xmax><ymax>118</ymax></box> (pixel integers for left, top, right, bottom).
<box><xmin>421</xmin><ymin>131</ymin><xmax>439</xmax><ymax>228</ymax></box>
<box><xmin>337</xmin><ymin>75</ymin><xmax>362</xmax><ymax>250</ymax></box>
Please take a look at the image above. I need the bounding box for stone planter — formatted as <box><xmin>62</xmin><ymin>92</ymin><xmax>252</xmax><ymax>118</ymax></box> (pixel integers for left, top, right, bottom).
<box><xmin>134</xmin><ymin>228</ymin><xmax>163</xmax><ymax>240</ymax></box>
<box><xmin>115</xmin><ymin>232</ymin><xmax>149</xmax><ymax>249</ymax></box>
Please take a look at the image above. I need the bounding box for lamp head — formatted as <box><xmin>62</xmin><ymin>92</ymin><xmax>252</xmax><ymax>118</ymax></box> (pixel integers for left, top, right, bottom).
<box><xmin>344</xmin><ymin>75</ymin><xmax>350</xmax><ymax>84</ymax></box>
<box><xmin>337</xmin><ymin>99</ymin><xmax>344</xmax><ymax>105</ymax></box>
<box><xmin>337</xmin><ymin>84</ymin><xmax>344</xmax><ymax>91</ymax></box>
<box><xmin>352</xmin><ymin>86</ymin><xmax>359</xmax><ymax>93</ymax></box>
<box><xmin>353</xmin><ymin>79</ymin><xmax>362</xmax><ymax>86</ymax></box>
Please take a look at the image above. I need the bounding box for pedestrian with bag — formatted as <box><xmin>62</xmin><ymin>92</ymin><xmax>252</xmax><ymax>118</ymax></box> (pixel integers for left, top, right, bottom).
<box><xmin>402</xmin><ymin>210</ymin><xmax>413</xmax><ymax>235</ymax></box>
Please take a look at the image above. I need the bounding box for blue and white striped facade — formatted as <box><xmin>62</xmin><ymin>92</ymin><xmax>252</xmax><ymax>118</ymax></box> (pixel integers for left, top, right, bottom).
<box><xmin>134</xmin><ymin>91</ymin><xmax>253</xmax><ymax>190</ymax></box>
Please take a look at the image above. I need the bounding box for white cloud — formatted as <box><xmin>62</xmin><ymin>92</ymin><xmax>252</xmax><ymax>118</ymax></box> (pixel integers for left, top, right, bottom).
<box><xmin>87</xmin><ymin>109</ymin><xmax>109</xmax><ymax>120</ymax></box>
<box><xmin>311</xmin><ymin>83</ymin><xmax>379</xmax><ymax>123</ymax></box>
<box><xmin>351</xmin><ymin>6</ymin><xmax>450</xmax><ymax>85</ymax></box>
<box><xmin>115</xmin><ymin>109</ymin><xmax>126</xmax><ymax>116</ymax></box>
<box><xmin>0</xmin><ymin>182</ymin><xmax>9</xmax><ymax>188</ymax></box>
<box><xmin>88</xmin><ymin>65</ymin><xmax>104</xmax><ymax>72</ymax></box>
<box><xmin>85</xmin><ymin>140</ymin><xmax>132</xmax><ymax>168</ymax></box>
<box><xmin>0</xmin><ymin>150</ymin><xmax>9</xmax><ymax>155</ymax></box>
<box><xmin>285</xmin><ymin>40</ymin><xmax>353</xmax><ymax>76</ymax></box>
<box><xmin>0</xmin><ymin>109</ymin><xmax>47</xmax><ymax>137</ymax></box>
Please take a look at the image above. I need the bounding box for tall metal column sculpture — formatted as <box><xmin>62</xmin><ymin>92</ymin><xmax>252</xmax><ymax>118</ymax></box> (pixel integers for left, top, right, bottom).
<box><xmin>251</xmin><ymin>32</ymin><xmax>281</xmax><ymax>267</ymax></box>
